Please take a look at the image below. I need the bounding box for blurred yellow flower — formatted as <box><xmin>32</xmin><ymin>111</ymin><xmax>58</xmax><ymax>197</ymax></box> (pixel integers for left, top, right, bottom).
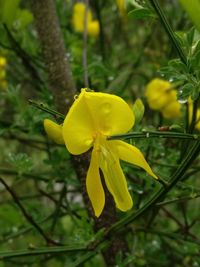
<box><xmin>0</xmin><ymin>57</ymin><xmax>7</xmax><ymax>67</ymax></box>
<box><xmin>44</xmin><ymin>89</ymin><xmax>157</xmax><ymax>217</ymax></box>
<box><xmin>0</xmin><ymin>56</ymin><xmax>7</xmax><ymax>90</ymax></box>
<box><xmin>116</xmin><ymin>0</ymin><xmax>126</xmax><ymax>17</ymax></box>
<box><xmin>72</xmin><ymin>2</ymin><xmax>99</xmax><ymax>37</ymax></box>
<box><xmin>145</xmin><ymin>78</ymin><xmax>181</xmax><ymax>119</ymax></box>
<box><xmin>188</xmin><ymin>98</ymin><xmax>200</xmax><ymax>131</ymax></box>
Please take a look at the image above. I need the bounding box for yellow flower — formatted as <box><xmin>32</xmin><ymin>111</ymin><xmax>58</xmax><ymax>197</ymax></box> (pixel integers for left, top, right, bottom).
<box><xmin>116</xmin><ymin>0</ymin><xmax>126</xmax><ymax>17</ymax></box>
<box><xmin>44</xmin><ymin>89</ymin><xmax>157</xmax><ymax>217</ymax></box>
<box><xmin>145</xmin><ymin>78</ymin><xmax>181</xmax><ymax>119</ymax></box>
<box><xmin>0</xmin><ymin>56</ymin><xmax>7</xmax><ymax>90</ymax></box>
<box><xmin>162</xmin><ymin>101</ymin><xmax>181</xmax><ymax>119</ymax></box>
<box><xmin>0</xmin><ymin>69</ymin><xmax>6</xmax><ymax>79</ymax></box>
<box><xmin>72</xmin><ymin>2</ymin><xmax>99</xmax><ymax>37</ymax></box>
<box><xmin>43</xmin><ymin>119</ymin><xmax>64</xmax><ymax>145</ymax></box>
<box><xmin>188</xmin><ymin>99</ymin><xmax>200</xmax><ymax>131</ymax></box>
<box><xmin>0</xmin><ymin>57</ymin><xmax>7</xmax><ymax>67</ymax></box>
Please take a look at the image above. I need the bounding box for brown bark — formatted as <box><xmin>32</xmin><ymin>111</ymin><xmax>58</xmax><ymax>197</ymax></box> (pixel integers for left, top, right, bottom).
<box><xmin>30</xmin><ymin>0</ymin><xmax>128</xmax><ymax>265</ymax></box>
<box><xmin>31</xmin><ymin>0</ymin><xmax>76</xmax><ymax>114</ymax></box>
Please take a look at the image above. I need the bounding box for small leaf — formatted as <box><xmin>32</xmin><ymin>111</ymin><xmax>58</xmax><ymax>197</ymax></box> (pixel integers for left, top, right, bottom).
<box><xmin>187</xmin><ymin>27</ymin><xmax>195</xmax><ymax>45</ymax></box>
<box><xmin>0</xmin><ymin>0</ymin><xmax>20</xmax><ymax>27</ymax></box>
<box><xmin>128</xmin><ymin>8</ymin><xmax>156</xmax><ymax>20</ymax></box>
<box><xmin>169</xmin><ymin>124</ymin><xmax>184</xmax><ymax>132</ymax></box>
<box><xmin>179</xmin><ymin>0</ymin><xmax>200</xmax><ymax>32</ymax></box>
<box><xmin>14</xmin><ymin>8</ymin><xmax>33</xmax><ymax>30</ymax></box>
<box><xmin>132</xmin><ymin>98</ymin><xmax>145</xmax><ymax>125</ymax></box>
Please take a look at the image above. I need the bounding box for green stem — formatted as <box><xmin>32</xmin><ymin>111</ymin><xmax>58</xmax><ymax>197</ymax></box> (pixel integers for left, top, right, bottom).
<box><xmin>149</xmin><ymin>0</ymin><xmax>187</xmax><ymax>65</ymax></box>
<box><xmin>134</xmin><ymin>228</ymin><xmax>200</xmax><ymax>246</ymax></box>
<box><xmin>156</xmin><ymin>193</ymin><xmax>200</xmax><ymax>206</ymax></box>
<box><xmin>108</xmin><ymin>140</ymin><xmax>200</xmax><ymax>233</ymax></box>
<box><xmin>29</xmin><ymin>100</ymin><xmax>65</xmax><ymax>119</ymax></box>
<box><xmin>0</xmin><ymin>168</ymin><xmax>49</xmax><ymax>182</ymax></box>
<box><xmin>68</xmin><ymin>241</ymin><xmax>110</xmax><ymax>267</ymax></box>
<box><xmin>0</xmin><ymin>245</ymin><xmax>88</xmax><ymax>259</ymax></box>
<box><xmin>108</xmin><ymin>131</ymin><xmax>200</xmax><ymax>140</ymax></box>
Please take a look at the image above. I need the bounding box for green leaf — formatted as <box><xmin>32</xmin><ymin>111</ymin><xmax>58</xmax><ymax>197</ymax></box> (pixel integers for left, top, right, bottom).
<box><xmin>0</xmin><ymin>204</ymin><xmax>24</xmax><ymax>234</ymax></box>
<box><xmin>7</xmin><ymin>153</ymin><xmax>33</xmax><ymax>176</ymax></box>
<box><xmin>128</xmin><ymin>8</ymin><xmax>156</xmax><ymax>20</ymax></box>
<box><xmin>187</xmin><ymin>27</ymin><xmax>195</xmax><ymax>46</ymax></box>
<box><xmin>14</xmin><ymin>8</ymin><xmax>33</xmax><ymax>30</ymax></box>
<box><xmin>132</xmin><ymin>98</ymin><xmax>145</xmax><ymax>125</ymax></box>
<box><xmin>191</xmin><ymin>85</ymin><xmax>200</xmax><ymax>100</ymax></box>
<box><xmin>179</xmin><ymin>0</ymin><xmax>200</xmax><ymax>32</ymax></box>
<box><xmin>178</xmin><ymin>83</ymin><xmax>194</xmax><ymax>101</ymax></box>
<box><xmin>0</xmin><ymin>0</ymin><xmax>20</xmax><ymax>27</ymax></box>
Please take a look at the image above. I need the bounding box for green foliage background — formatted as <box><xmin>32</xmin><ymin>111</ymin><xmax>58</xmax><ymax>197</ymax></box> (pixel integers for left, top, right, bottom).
<box><xmin>0</xmin><ymin>0</ymin><xmax>200</xmax><ymax>266</ymax></box>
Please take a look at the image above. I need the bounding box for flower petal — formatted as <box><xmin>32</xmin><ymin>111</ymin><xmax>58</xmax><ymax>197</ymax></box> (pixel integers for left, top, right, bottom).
<box><xmin>145</xmin><ymin>79</ymin><xmax>176</xmax><ymax>110</ymax></box>
<box><xmin>83</xmin><ymin>90</ymin><xmax>135</xmax><ymax>135</ymax></box>
<box><xmin>86</xmin><ymin>149</ymin><xmax>105</xmax><ymax>217</ymax></box>
<box><xmin>43</xmin><ymin>119</ymin><xmax>64</xmax><ymax>145</ymax></box>
<box><xmin>162</xmin><ymin>101</ymin><xmax>181</xmax><ymax>119</ymax></box>
<box><xmin>63</xmin><ymin>89</ymin><xmax>134</xmax><ymax>155</ymax></box>
<box><xmin>100</xmin><ymin>145</ymin><xmax>133</xmax><ymax>212</ymax></box>
<box><xmin>87</xmin><ymin>20</ymin><xmax>100</xmax><ymax>37</ymax></box>
<box><xmin>72</xmin><ymin>3</ymin><xmax>93</xmax><ymax>32</ymax></box>
<box><xmin>111</xmin><ymin>140</ymin><xmax>158</xmax><ymax>179</ymax></box>
<box><xmin>62</xmin><ymin>90</ymin><xmax>94</xmax><ymax>155</ymax></box>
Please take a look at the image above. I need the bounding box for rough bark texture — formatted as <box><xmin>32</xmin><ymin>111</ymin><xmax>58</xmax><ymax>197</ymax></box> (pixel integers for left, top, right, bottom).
<box><xmin>31</xmin><ymin>0</ymin><xmax>76</xmax><ymax>114</ymax></box>
<box><xmin>31</xmin><ymin>0</ymin><xmax>128</xmax><ymax>265</ymax></box>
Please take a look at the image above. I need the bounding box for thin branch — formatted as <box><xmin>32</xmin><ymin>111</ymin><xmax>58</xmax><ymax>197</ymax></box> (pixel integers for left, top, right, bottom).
<box><xmin>29</xmin><ymin>99</ymin><xmax>65</xmax><ymax>120</ymax></box>
<box><xmin>149</xmin><ymin>0</ymin><xmax>187</xmax><ymax>65</ymax></box>
<box><xmin>83</xmin><ymin>0</ymin><xmax>89</xmax><ymax>88</ymax></box>
<box><xmin>156</xmin><ymin>193</ymin><xmax>200</xmax><ymax>206</ymax></box>
<box><xmin>0</xmin><ymin>244</ymin><xmax>88</xmax><ymax>259</ymax></box>
<box><xmin>0</xmin><ymin>176</ymin><xmax>59</xmax><ymax>245</ymax></box>
<box><xmin>50</xmin><ymin>186</ymin><xmax>67</xmax><ymax>232</ymax></box>
<box><xmin>108</xmin><ymin>130</ymin><xmax>200</xmax><ymax>140</ymax></box>
<box><xmin>108</xmin><ymin>140</ymin><xmax>200</xmax><ymax>233</ymax></box>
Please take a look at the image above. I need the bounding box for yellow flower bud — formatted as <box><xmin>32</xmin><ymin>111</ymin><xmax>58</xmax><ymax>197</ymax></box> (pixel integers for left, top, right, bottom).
<box><xmin>145</xmin><ymin>78</ymin><xmax>181</xmax><ymax>119</ymax></box>
<box><xmin>72</xmin><ymin>2</ymin><xmax>99</xmax><ymax>37</ymax></box>
<box><xmin>0</xmin><ymin>57</ymin><xmax>7</xmax><ymax>67</ymax></box>
<box><xmin>43</xmin><ymin>119</ymin><xmax>64</xmax><ymax>145</ymax></box>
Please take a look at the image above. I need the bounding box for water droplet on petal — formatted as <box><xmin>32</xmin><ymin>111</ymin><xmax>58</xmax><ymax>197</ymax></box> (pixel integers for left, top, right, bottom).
<box><xmin>101</xmin><ymin>102</ymin><xmax>111</xmax><ymax>114</ymax></box>
<box><xmin>74</xmin><ymin>94</ymin><xmax>79</xmax><ymax>100</ymax></box>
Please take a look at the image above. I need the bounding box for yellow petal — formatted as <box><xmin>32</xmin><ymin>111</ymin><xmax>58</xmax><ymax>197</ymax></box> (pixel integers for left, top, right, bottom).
<box><xmin>43</xmin><ymin>119</ymin><xmax>64</xmax><ymax>145</ymax></box>
<box><xmin>111</xmin><ymin>140</ymin><xmax>158</xmax><ymax>179</ymax></box>
<box><xmin>162</xmin><ymin>101</ymin><xmax>181</xmax><ymax>119</ymax></box>
<box><xmin>0</xmin><ymin>57</ymin><xmax>6</xmax><ymax>67</ymax></box>
<box><xmin>86</xmin><ymin>149</ymin><xmax>105</xmax><ymax>217</ymax></box>
<box><xmin>100</xmin><ymin>144</ymin><xmax>133</xmax><ymax>212</ymax></box>
<box><xmin>72</xmin><ymin>3</ymin><xmax>93</xmax><ymax>33</ymax></box>
<box><xmin>145</xmin><ymin>79</ymin><xmax>176</xmax><ymax>110</ymax></box>
<box><xmin>82</xmin><ymin>89</ymin><xmax>135</xmax><ymax>135</ymax></box>
<box><xmin>87</xmin><ymin>20</ymin><xmax>100</xmax><ymax>37</ymax></box>
<box><xmin>116</xmin><ymin>0</ymin><xmax>126</xmax><ymax>16</ymax></box>
<box><xmin>62</xmin><ymin>90</ymin><xmax>94</xmax><ymax>155</ymax></box>
<box><xmin>188</xmin><ymin>101</ymin><xmax>200</xmax><ymax>131</ymax></box>
<box><xmin>0</xmin><ymin>70</ymin><xmax>6</xmax><ymax>79</ymax></box>
<box><xmin>62</xmin><ymin>89</ymin><xmax>134</xmax><ymax>155</ymax></box>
